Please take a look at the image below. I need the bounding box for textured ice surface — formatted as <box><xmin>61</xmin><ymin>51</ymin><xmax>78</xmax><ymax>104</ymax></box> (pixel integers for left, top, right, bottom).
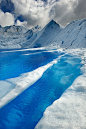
<box><xmin>35</xmin><ymin>49</ymin><xmax>86</xmax><ymax>129</ymax></box>
<box><xmin>0</xmin><ymin>49</ymin><xmax>82</xmax><ymax>129</ymax></box>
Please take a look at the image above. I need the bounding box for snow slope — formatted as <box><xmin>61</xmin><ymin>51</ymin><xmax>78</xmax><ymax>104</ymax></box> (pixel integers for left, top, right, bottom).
<box><xmin>28</xmin><ymin>20</ymin><xmax>61</xmax><ymax>48</ymax></box>
<box><xmin>51</xmin><ymin>19</ymin><xmax>86</xmax><ymax>49</ymax></box>
<box><xmin>0</xmin><ymin>20</ymin><xmax>61</xmax><ymax>49</ymax></box>
<box><xmin>0</xmin><ymin>19</ymin><xmax>86</xmax><ymax>49</ymax></box>
<box><xmin>0</xmin><ymin>25</ymin><xmax>41</xmax><ymax>49</ymax></box>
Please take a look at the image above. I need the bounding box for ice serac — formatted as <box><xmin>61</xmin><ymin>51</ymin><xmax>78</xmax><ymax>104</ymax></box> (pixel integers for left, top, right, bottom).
<box><xmin>52</xmin><ymin>19</ymin><xmax>86</xmax><ymax>49</ymax></box>
<box><xmin>29</xmin><ymin>20</ymin><xmax>61</xmax><ymax>48</ymax></box>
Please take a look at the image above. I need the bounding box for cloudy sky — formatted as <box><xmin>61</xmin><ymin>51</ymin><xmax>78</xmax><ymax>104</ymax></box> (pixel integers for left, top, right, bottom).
<box><xmin>0</xmin><ymin>0</ymin><xmax>86</xmax><ymax>28</ymax></box>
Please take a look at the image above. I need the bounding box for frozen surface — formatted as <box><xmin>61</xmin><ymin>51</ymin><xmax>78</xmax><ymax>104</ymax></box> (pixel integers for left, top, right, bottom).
<box><xmin>35</xmin><ymin>49</ymin><xmax>86</xmax><ymax>129</ymax></box>
<box><xmin>0</xmin><ymin>48</ymin><xmax>82</xmax><ymax>129</ymax></box>
<box><xmin>52</xmin><ymin>19</ymin><xmax>86</xmax><ymax>48</ymax></box>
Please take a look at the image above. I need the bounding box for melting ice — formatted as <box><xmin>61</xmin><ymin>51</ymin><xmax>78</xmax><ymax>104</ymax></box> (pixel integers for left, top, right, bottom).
<box><xmin>0</xmin><ymin>48</ymin><xmax>82</xmax><ymax>129</ymax></box>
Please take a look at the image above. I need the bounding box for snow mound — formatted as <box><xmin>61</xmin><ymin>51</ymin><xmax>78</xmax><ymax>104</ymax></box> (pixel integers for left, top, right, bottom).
<box><xmin>52</xmin><ymin>19</ymin><xmax>86</xmax><ymax>48</ymax></box>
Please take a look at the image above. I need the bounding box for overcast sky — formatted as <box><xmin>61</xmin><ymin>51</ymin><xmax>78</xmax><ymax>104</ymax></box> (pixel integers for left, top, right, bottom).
<box><xmin>0</xmin><ymin>0</ymin><xmax>86</xmax><ymax>28</ymax></box>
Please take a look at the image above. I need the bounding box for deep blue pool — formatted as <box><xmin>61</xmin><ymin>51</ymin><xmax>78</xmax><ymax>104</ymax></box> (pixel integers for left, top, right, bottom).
<box><xmin>0</xmin><ymin>50</ymin><xmax>63</xmax><ymax>80</ymax></box>
<box><xmin>0</xmin><ymin>51</ymin><xmax>82</xmax><ymax>129</ymax></box>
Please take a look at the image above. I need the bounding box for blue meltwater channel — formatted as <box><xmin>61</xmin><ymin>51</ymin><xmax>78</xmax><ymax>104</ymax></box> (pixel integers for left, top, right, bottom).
<box><xmin>0</xmin><ymin>50</ymin><xmax>83</xmax><ymax>129</ymax></box>
<box><xmin>0</xmin><ymin>49</ymin><xmax>63</xmax><ymax>80</ymax></box>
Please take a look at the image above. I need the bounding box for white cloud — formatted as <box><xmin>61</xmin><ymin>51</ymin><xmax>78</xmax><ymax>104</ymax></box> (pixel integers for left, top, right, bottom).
<box><xmin>50</xmin><ymin>0</ymin><xmax>78</xmax><ymax>26</ymax></box>
<box><xmin>12</xmin><ymin>0</ymin><xmax>80</xmax><ymax>28</ymax></box>
<box><xmin>0</xmin><ymin>10</ymin><xmax>14</xmax><ymax>27</ymax></box>
<box><xmin>0</xmin><ymin>0</ymin><xmax>2</xmax><ymax>3</ymax></box>
<box><xmin>12</xmin><ymin>0</ymin><xmax>57</xmax><ymax>28</ymax></box>
<box><xmin>0</xmin><ymin>0</ymin><xmax>85</xmax><ymax>28</ymax></box>
<box><xmin>16</xmin><ymin>20</ymin><xmax>27</xmax><ymax>27</ymax></box>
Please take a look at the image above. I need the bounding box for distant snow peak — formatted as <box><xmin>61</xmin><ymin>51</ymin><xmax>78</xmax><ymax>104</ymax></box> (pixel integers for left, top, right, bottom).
<box><xmin>0</xmin><ymin>25</ymin><xmax>28</xmax><ymax>35</ymax></box>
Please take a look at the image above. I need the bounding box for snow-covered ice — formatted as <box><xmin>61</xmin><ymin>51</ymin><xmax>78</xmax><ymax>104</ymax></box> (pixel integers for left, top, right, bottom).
<box><xmin>0</xmin><ymin>48</ymin><xmax>83</xmax><ymax>129</ymax></box>
<box><xmin>35</xmin><ymin>49</ymin><xmax>86</xmax><ymax>129</ymax></box>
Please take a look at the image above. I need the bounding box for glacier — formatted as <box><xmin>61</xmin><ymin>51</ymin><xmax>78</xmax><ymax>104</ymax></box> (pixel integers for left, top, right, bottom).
<box><xmin>0</xmin><ymin>19</ymin><xmax>86</xmax><ymax>129</ymax></box>
<box><xmin>0</xmin><ymin>48</ymin><xmax>83</xmax><ymax>129</ymax></box>
<box><xmin>35</xmin><ymin>49</ymin><xmax>86</xmax><ymax>129</ymax></box>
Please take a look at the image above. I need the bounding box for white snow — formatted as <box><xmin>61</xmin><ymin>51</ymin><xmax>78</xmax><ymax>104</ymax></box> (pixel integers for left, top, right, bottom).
<box><xmin>0</xmin><ymin>19</ymin><xmax>85</xmax><ymax>49</ymax></box>
<box><xmin>29</xmin><ymin>20</ymin><xmax>61</xmax><ymax>48</ymax></box>
<box><xmin>52</xmin><ymin>19</ymin><xmax>86</xmax><ymax>49</ymax></box>
<box><xmin>35</xmin><ymin>48</ymin><xmax>86</xmax><ymax>129</ymax></box>
<box><xmin>0</xmin><ymin>81</ymin><xmax>14</xmax><ymax>99</ymax></box>
<box><xmin>0</xmin><ymin>24</ymin><xmax>41</xmax><ymax>49</ymax></box>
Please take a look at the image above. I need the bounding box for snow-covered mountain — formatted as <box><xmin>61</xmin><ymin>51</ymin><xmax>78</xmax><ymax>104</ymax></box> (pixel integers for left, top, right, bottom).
<box><xmin>0</xmin><ymin>19</ymin><xmax>86</xmax><ymax>49</ymax></box>
<box><xmin>0</xmin><ymin>24</ymin><xmax>41</xmax><ymax>49</ymax></box>
<box><xmin>28</xmin><ymin>20</ymin><xmax>61</xmax><ymax>48</ymax></box>
<box><xmin>0</xmin><ymin>25</ymin><xmax>26</xmax><ymax>34</ymax></box>
<box><xmin>0</xmin><ymin>20</ymin><xmax>61</xmax><ymax>49</ymax></box>
<box><xmin>52</xmin><ymin>19</ymin><xmax>86</xmax><ymax>49</ymax></box>
<box><xmin>29</xmin><ymin>19</ymin><xmax>86</xmax><ymax>49</ymax></box>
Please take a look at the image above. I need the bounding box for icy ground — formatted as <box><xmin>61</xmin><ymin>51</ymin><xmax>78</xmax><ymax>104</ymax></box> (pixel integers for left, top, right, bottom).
<box><xmin>35</xmin><ymin>48</ymin><xmax>86</xmax><ymax>129</ymax></box>
<box><xmin>0</xmin><ymin>47</ymin><xmax>86</xmax><ymax>129</ymax></box>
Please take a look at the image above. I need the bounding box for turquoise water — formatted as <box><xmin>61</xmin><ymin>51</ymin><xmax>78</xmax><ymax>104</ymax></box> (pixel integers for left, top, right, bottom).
<box><xmin>0</xmin><ymin>50</ymin><xmax>82</xmax><ymax>129</ymax></box>
<box><xmin>0</xmin><ymin>50</ymin><xmax>63</xmax><ymax>80</ymax></box>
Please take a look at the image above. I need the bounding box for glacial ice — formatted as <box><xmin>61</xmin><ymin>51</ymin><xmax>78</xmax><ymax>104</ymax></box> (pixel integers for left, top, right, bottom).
<box><xmin>35</xmin><ymin>49</ymin><xmax>86</xmax><ymax>129</ymax></box>
<box><xmin>0</xmin><ymin>48</ymin><xmax>83</xmax><ymax>129</ymax></box>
